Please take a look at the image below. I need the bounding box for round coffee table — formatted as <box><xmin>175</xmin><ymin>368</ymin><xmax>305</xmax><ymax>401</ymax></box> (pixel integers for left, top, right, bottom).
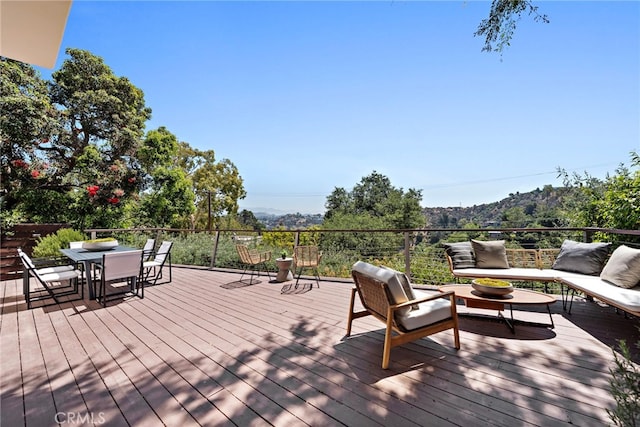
<box><xmin>439</xmin><ymin>284</ymin><xmax>556</xmax><ymax>333</ymax></box>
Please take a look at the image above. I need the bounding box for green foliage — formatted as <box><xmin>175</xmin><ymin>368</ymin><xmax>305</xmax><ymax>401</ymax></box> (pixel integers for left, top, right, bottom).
<box><xmin>262</xmin><ymin>227</ymin><xmax>295</xmax><ymax>253</ymax></box>
<box><xmin>182</xmin><ymin>143</ymin><xmax>246</xmax><ymax>227</ymax></box>
<box><xmin>238</xmin><ymin>210</ymin><xmax>265</xmax><ymax>231</ymax></box>
<box><xmin>559</xmin><ymin>152</ymin><xmax>640</xmax><ymax>244</ymax></box>
<box><xmin>322</xmin><ymin>172</ymin><xmax>423</xmax><ymax>256</ymax></box>
<box><xmin>321</xmin><ymin>212</ymin><xmax>398</xmax><ymax>256</ymax></box>
<box><xmin>32</xmin><ymin>228</ymin><xmax>86</xmax><ymax>258</ymax></box>
<box><xmin>608</xmin><ymin>339</ymin><xmax>640</xmax><ymax>426</ymax></box>
<box><xmin>475</xmin><ymin>0</ymin><xmax>549</xmax><ymax>53</ymax></box>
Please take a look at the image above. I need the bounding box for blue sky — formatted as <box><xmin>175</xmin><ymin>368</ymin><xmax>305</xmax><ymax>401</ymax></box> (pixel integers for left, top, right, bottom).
<box><xmin>42</xmin><ymin>1</ymin><xmax>639</xmax><ymax>214</ymax></box>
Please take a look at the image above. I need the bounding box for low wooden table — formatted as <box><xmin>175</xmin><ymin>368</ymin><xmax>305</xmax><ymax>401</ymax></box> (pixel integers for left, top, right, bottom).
<box><xmin>439</xmin><ymin>284</ymin><xmax>556</xmax><ymax>333</ymax></box>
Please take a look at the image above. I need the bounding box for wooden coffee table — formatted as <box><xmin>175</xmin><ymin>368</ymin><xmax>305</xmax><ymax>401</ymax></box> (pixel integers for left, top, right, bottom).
<box><xmin>439</xmin><ymin>284</ymin><xmax>556</xmax><ymax>333</ymax></box>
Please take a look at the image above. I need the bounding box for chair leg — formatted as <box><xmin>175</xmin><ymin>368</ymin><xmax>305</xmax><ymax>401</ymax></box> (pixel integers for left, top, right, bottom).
<box><xmin>382</xmin><ymin>315</ymin><xmax>395</xmax><ymax>369</ymax></box>
<box><xmin>346</xmin><ymin>288</ymin><xmax>357</xmax><ymax>336</ymax></box>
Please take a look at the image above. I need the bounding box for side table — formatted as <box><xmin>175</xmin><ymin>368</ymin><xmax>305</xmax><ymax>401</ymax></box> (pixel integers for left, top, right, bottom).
<box><xmin>275</xmin><ymin>258</ymin><xmax>294</xmax><ymax>282</ymax></box>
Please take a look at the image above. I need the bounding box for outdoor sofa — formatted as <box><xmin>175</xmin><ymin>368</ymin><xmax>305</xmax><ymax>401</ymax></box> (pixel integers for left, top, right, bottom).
<box><xmin>444</xmin><ymin>239</ymin><xmax>640</xmax><ymax>317</ymax></box>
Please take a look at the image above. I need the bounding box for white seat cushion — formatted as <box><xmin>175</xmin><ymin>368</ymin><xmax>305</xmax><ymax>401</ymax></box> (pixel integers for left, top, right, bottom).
<box><xmin>38</xmin><ymin>269</ymin><xmax>81</xmax><ymax>282</ymax></box>
<box><xmin>35</xmin><ymin>265</ymin><xmax>74</xmax><ymax>275</ymax></box>
<box><xmin>397</xmin><ymin>289</ymin><xmax>453</xmax><ymax>331</ymax></box>
<box><xmin>451</xmin><ymin>267</ymin><xmax>558</xmax><ymax>282</ymax></box>
<box><xmin>559</xmin><ymin>274</ymin><xmax>640</xmax><ymax>314</ymax></box>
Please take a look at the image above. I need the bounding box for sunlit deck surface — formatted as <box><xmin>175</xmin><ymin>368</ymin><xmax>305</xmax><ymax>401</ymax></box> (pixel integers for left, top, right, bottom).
<box><xmin>2</xmin><ymin>266</ymin><xmax>639</xmax><ymax>426</ymax></box>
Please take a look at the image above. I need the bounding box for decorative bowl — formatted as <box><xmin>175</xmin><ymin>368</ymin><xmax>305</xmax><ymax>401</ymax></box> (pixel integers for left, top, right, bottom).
<box><xmin>82</xmin><ymin>239</ymin><xmax>118</xmax><ymax>251</ymax></box>
<box><xmin>471</xmin><ymin>278</ymin><xmax>514</xmax><ymax>296</ymax></box>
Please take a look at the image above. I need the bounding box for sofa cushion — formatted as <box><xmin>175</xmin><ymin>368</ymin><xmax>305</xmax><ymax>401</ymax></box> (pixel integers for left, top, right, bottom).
<box><xmin>558</xmin><ymin>275</ymin><xmax>640</xmax><ymax>315</ymax></box>
<box><xmin>443</xmin><ymin>241</ymin><xmax>475</xmax><ymax>269</ymax></box>
<box><xmin>552</xmin><ymin>240</ymin><xmax>611</xmax><ymax>276</ymax></box>
<box><xmin>471</xmin><ymin>240</ymin><xmax>509</xmax><ymax>269</ymax></box>
<box><xmin>600</xmin><ymin>245</ymin><xmax>640</xmax><ymax>289</ymax></box>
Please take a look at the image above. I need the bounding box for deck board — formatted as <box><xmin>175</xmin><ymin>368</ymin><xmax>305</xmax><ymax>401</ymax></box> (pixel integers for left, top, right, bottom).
<box><xmin>2</xmin><ymin>266</ymin><xmax>639</xmax><ymax>426</ymax></box>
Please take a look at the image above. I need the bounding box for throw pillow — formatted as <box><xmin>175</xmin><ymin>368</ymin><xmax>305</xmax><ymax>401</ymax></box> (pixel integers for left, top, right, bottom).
<box><xmin>471</xmin><ymin>240</ymin><xmax>509</xmax><ymax>269</ymax></box>
<box><xmin>443</xmin><ymin>241</ymin><xmax>475</xmax><ymax>269</ymax></box>
<box><xmin>601</xmin><ymin>245</ymin><xmax>640</xmax><ymax>288</ymax></box>
<box><xmin>552</xmin><ymin>240</ymin><xmax>611</xmax><ymax>276</ymax></box>
<box><xmin>381</xmin><ymin>266</ymin><xmax>418</xmax><ymax>310</ymax></box>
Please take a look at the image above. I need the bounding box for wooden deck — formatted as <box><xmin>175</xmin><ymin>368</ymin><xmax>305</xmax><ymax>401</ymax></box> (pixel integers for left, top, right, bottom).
<box><xmin>2</xmin><ymin>266</ymin><xmax>639</xmax><ymax>426</ymax></box>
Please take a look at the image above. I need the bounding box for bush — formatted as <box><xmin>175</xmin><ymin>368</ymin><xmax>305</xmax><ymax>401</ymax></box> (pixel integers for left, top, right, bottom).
<box><xmin>32</xmin><ymin>228</ymin><xmax>86</xmax><ymax>258</ymax></box>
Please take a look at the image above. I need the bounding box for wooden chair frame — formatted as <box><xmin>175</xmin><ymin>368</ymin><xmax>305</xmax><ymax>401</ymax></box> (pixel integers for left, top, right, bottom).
<box><xmin>347</xmin><ymin>269</ymin><xmax>460</xmax><ymax>369</ymax></box>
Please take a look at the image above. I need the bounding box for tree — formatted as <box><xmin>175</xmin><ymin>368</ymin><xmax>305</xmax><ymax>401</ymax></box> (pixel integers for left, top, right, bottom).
<box><xmin>322</xmin><ymin>172</ymin><xmax>424</xmax><ymax>256</ymax></box>
<box><xmin>238</xmin><ymin>209</ymin><xmax>265</xmax><ymax>231</ymax></box>
<box><xmin>0</xmin><ymin>58</ymin><xmax>58</xmax><ymax>216</ymax></box>
<box><xmin>324</xmin><ymin>171</ymin><xmax>424</xmax><ymax>230</ymax></box>
<box><xmin>179</xmin><ymin>142</ymin><xmax>246</xmax><ymax>228</ymax></box>
<box><xmin>1</xmin><ymin>49</ymin><xmax>152</xmax><ymax>227</ymax></box>
<box><xmin>137</xmin><ymin>127</ymin><xmax>194</xmax><ymax>228</ymax></box>
<box><xmin>475</xmin><ymin>0</ymin><xmax>549</xmax><ymax>53</ymax></box>
<box><xmin>558</xmin><ymin>152</ymin><xmax>640</xmax><ymax>244</ymax></box>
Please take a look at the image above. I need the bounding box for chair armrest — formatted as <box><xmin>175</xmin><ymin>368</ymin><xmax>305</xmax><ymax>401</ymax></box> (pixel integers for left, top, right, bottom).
<box><xmin>394</xmin><ymin>290</ymin><xmax>455</xmax><ymax>310</ymax></box>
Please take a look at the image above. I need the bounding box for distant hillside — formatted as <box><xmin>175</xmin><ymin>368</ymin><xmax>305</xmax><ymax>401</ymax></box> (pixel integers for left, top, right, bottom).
<box><xmin>254</xmin><ymin>212</ymin><xmax>324</xmax><ymax>229</ymax></box>
<box><xmin>252</xmin><ymin>186</ymin><xmax>578</xmax><ymax>230</ymax></box>
<box><xmin>423</xmin><ymin>186</ymin><xmax>577</xmax><ymax>228</ymax></box>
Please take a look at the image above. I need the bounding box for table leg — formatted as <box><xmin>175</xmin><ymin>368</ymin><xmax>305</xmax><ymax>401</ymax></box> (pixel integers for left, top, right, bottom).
<box><xmin>83</xmin><ymin>260</ymin><xmax>95</xmax><ymax>300</ymax></box>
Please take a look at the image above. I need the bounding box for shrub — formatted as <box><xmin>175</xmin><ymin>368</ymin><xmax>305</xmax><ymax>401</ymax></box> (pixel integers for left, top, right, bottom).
<box><xmin>32</xmin><ymin>228</ymin><xmax>86</xmax><ymax>258</ymax></box>
<box><xmin>608</xmin><ymin>339</ymin><xmax>640</xmax><ymax>426</ymax></box>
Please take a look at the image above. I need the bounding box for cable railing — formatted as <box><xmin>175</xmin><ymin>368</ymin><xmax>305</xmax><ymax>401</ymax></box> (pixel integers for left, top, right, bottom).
<box><xmin>83</xmin><ymin>226</ymin><xmax>640</xmax><ymax>287</ymax></box>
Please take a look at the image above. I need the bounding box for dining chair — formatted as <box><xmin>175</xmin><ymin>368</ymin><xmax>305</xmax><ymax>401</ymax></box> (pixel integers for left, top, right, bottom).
<box><xmin>18</xmin><ymin>248</ymin><xmax>83</xmax><ymax>309</ymax></box>
<box><xmin>97</xmin><ymin>250</ymin><xmax>143</xmax><ymax>307</ymax></box>
<box><xmin>142</xmin><ymin>238</ymin><xmax>155</xmax><ymax>261</ymax></box>
<box><xmin>293</xmin><ymin>245</ymin><xmax>322</xmax><ymax>289</ymax></box>
<box><xmin>142</xmin><ymin>241</ymin><xmax>173</xmax><ymax>286</ymax></box>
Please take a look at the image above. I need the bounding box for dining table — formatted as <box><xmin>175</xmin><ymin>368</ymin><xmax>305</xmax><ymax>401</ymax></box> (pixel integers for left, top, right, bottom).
<box><xmin>60</xmin><ymin>245</ymin><xmax>137</xmax><ymax>300</ymax></box>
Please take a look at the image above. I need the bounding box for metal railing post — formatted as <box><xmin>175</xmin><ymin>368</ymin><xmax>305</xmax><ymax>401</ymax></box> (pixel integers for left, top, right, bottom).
<box><xmin>404</xmin><ymin>231</ymin><xmax>411</xmax><ymax>277</ymax></box>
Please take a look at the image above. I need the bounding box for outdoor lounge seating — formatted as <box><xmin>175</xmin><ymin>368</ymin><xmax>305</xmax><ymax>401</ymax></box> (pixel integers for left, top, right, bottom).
<box><xmin>236</xmin><ymin>244</ymin><xmax>272</xmax><ymax>284</ymax></box>
<box><xmin>347</xmin><ymin>261</ymin><xmax>460</xmax><ymax>369</ymax></box>
<box><xmin>18</xmin><ymin>248</ymin><xmax>83</xmax><ymax>309</ymax></box>
<box><xmin>444</xmin><ymin>240</ymin><xmax>640</xmax><ymax>317</ymax></box>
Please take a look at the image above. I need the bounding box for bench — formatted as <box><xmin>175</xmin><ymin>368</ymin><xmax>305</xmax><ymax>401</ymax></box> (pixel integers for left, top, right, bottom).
<box><xmin>444</xmin><ymin>240</ymin><xmax>640</xmax><ymax>318</ymax></box>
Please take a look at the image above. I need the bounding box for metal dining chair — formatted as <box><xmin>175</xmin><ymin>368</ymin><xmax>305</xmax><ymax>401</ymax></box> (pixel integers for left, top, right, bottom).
<box><xmin>96</xmin><ymin>250</ymin><xmax>143</xmax><ymax>307</ymax></box>
<box><xmin>142</xmin><ymin>241</ymin><xmax>173</xmax><ymax>286</ymax></box>
<box><xmin>18</xmin><ymin>248</ymin><xmax>83</xmax><ymax>309</ymax></box>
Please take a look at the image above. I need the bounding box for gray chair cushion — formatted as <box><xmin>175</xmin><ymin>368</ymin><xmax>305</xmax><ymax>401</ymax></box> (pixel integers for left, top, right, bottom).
<box><xmin>443</xmin><ymin>241</ymin><xmax>475</xmax><ymax>269</ymax></box>
<box><xmin>552</xmin><ymin>240</ymin><xmax>611</xmax><ymax>276</ymax></box>
<box><xmin>471</xmin><ymin>240</ymin><xmax>509</xmax><ymax>269</ymax></box>
<box><xmin>352</xmin><ymin>261</ymin><xmax>411</xmax><ymax>315</ymax></box>
<box><xmin>600</xmin><ymin>245</ymin><xmax>640</xmax><ymax>288</ymax></box>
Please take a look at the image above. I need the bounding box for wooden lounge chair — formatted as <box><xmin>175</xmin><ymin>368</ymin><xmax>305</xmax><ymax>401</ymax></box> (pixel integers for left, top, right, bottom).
<box><xmin>347</xmin><ymin>261</ymin><xmax>460</xmax><ymax>369</ymax></box>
